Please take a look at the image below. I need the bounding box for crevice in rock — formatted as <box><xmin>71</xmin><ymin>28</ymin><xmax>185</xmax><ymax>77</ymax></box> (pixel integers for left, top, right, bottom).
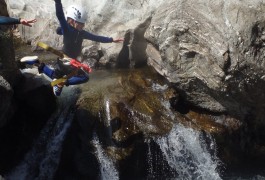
<box><xmin>223</xmin><ymin>49</ymin><xmax>231</xmax><ymax>75</ymax></box>
<box><xmin>250</xmin><ymin>21</ymin><xmax>265</xmax><ymax>57</ymax></box>
<box><xmin>0</xmin><ymin>1</ymin><xmax>8</xmax><ymax>16</ymax></box>
<box><xmin>116</xmin><ymin>16</ymin><xmax>152</xmax><ymax>68</ymax></box>
<box><xmin>169</xmin><ymin>93</ymin><xmax>190</xmax><ymax>115</ymax></box>
<box><xmin>185</xmin><ymin>51</ymin><xmax>196</xmax><ymax>59</ymax></box>
<box><xmin>130</xmin><ymin>16</ymin><xmax>152</xmax><ymax>68</ymax></box>
<box><xmin>116</xmin><ymin>30</ymin><xmax>131</xmax><ymax>68</ymax></box>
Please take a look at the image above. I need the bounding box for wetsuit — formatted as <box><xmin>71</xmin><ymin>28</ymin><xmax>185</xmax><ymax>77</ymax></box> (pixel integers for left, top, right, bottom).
<box><xmin>42</xmin><ymin>0</ymin><xmax>113</xmax><ymax>85</ymax></box>
<box><xmin>0</xmin><ymin>16</ymin><xmax>20</xmax><ymax>25</ymax></box>
<box><xmin>55</xmin><ymin>0</ymin><xmax>113</xmax><ymax>59</ymax></box>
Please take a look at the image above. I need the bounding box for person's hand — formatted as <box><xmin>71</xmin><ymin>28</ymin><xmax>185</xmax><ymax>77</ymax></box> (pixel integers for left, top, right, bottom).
<box><xmin>20</xmin><ymin>18</ymin><xmax>37</xmax><ymax>27</ymax></box>
<box><xmin>113</xmin><ymin>38</ymin><xmax>124</xmax><ymax>43</ymax></box>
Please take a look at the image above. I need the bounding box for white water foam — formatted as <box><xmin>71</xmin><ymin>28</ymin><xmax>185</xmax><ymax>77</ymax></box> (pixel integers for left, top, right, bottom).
<box><xmin>92</xmin><ymin>135</ymin><xmax>119</xmax><ymax>180</ymax></box>
<box><xmin>5</xmin><ymin>86</ymin><xmax>78</xmax><ymax>180</ymax></box>
<box><xmin>155</xmin><ymin>124</ymin><xmax>222</xmax><ymax>180</ymax></box>
<box><xmin>105</xmin><ymin>99</ymin><xmax>111</xmax><ymax>126</ymax></box>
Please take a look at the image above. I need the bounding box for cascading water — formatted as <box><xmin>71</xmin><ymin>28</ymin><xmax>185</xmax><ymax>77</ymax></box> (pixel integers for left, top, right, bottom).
<box><xmin>155</xmin><ymin>124</ymin><xmax>222</xmax><ymax>180</ymax></box>
<box><xmin>2</xmin><ymin>66</ymin><xmax>248</xmax><ymax>180</ymax></box>
<box><xmin>92</xmin><ymin>134</ymin><xmax>119</xmax><ymax>180</ymax></box>
<box><xmin>5</xmin><ymin>86</ymin><xmax>79</xmax><ymax>180</ymax></box>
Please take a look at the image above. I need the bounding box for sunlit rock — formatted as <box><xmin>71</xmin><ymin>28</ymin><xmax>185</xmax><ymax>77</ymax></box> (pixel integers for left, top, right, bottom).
<box><xmin>75</xmin><ymin>67</ymin><xmax>175</xmax><ymax>161</ymax></box>
<box><xmin>5</xmin><ymin>0</ymin><xmax>265</xmax><ymax>120</ymax></box>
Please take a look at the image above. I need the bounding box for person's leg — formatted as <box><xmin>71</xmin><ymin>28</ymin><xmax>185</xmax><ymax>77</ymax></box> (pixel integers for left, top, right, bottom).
<box><xmin>39</xmin><ymin>64</ymin><xmax>65</xmax><ymax>96</ymax></box>
<box><xmin>40</xmin><ymin>64</ymin><xmax>64</xmax><ymax>96</ymax></box>
<box><xmin>39</xmin><ymin>64</ymin><xmax>55</xmax><ymax>79</ymax></box>
<box><xmin>21</xmin><ymin>56</ymin><xmax>56</xmax><ymax>79</ymax></box>
<box><xmin>20</xmin><ymin>56</ymin><xmax>39</xmax><ymax>65</ymax></box>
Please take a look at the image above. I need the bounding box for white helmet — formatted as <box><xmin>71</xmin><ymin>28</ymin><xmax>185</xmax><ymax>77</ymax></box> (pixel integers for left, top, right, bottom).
<box><xmin>65</xmin><ymin>5</ymin><xmax>87</xmax><ymax>23</ymax></box>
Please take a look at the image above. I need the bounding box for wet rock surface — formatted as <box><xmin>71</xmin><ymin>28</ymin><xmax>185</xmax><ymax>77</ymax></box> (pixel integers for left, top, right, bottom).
<box><xmin>0</xmin><ymin>32</ymin><xmax>57</xmax><ymax>175</ymax></box>
<box><xmin>54</xmin><ymin>66</ymin><xmax>265</xmax><ymax>178</ymax></box>
<box><xmin>2</xmin><ymin>0</ymin><xmax>265</xmax><ymax>178</ymax></box>
<box><xmin>55</xmin><ymin>67</ymin><xmax>178</xmax><ymax>179</ymax></box>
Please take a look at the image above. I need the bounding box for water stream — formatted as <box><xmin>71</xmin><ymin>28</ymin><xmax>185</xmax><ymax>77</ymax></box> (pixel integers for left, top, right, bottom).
<box><xmin>4</xmin><ymin>68</ymin><xmax>223</xmax><ymax>179</ymax></box>
<box><xmin>5</xmin><ymin>86</ymin><xmax>78</xmax><ymax>180</ymax></box>
<box><xmin>92</xmin><ymin>134</ymin><xmax>119</xmax><ymax>180</ymax></box>
<box><xmin>4</xmin><ymin>39</ymin><xmax>264</xmax><ymax>180</ymax></box>
<box><xmin>155</xmin><ymin>124</ymin><xmax>221</xmax><ymax>180</ymax></box>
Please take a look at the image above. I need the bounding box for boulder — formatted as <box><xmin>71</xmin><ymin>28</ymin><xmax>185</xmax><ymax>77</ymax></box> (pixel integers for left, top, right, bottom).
<box><xmin>0</xmin><ymin>29</ymin><xmax>20</xmax><ymax>127</ymax></box>
<box><xmin>145</xmin><ymin>0</ymin><xmax>265</xmax><ymax>120</ymax></box>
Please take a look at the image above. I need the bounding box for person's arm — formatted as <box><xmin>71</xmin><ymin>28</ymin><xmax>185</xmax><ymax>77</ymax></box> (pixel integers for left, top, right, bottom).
<box><xmin>83</xmin><ymin>31</ymin><xmax>124</xmax><ymax>43</ymax></box>
<box><xmin>0</xmin><ymin>16</ymin><xmax>36</xmax><ymax>26</ymax></box>
<box><xmin>54</xmin><ymin>0</ymin><xmax>68</xmax><ymax>33</ymax></box>
<box><xmin>113</xmin><ymin>38</ymin><xmax>124</xmax><ymax>43</ymax></box>
<box><xmin>0</xmin><ymin>16</ymin><xmax>20</xmax><ymax>25</ymax></box>
<box><xmin>66</xmin><ymin>75</ymin><xmax>89</xmax><ymax>85</ymax></box>
<box><xmin>83</xmin><ymin>30</ymin><xmax>113</xmax><ymax>43</ymax></box>
<box><xmin>57</xmin><ymin>25</ymin><xmax>124</xmax><ymax>43</ymax></box>
<box><xmin>19</xmin><ymin>18</ymin><xmax>37</xmax><ymax>27</ymax></box>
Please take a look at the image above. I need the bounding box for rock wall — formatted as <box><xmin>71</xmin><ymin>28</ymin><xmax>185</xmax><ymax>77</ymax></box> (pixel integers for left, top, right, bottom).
<box><xmin>5</xmin><ymin>0</ymin><xmax>265</xmax><ymax>121</ymax></box>
<box><xmin>0</xmin><ymin>2</ymin><xmax>57</xmax><ymax>174</ymax></box>
<box><xmin>0</xmin><ymin>1</ymin><xmax>8</xmax><ymax>16</ymax></box>
<box><xmin>145</xmin><ymin>0</ymin><xmax>265</xmax><ymax>120</ymax></box>
<box><xmin>0</xmin><ymin>13</ymin><xmax>20</xmax><ymax>126</ymax></box>
<box><xmin>4</xmin><ymin>0</ymin><xmax>160</xmax><ymax>53</ymax></box>
<box><xmin>2</xmin><ymin>0</ymin><xmax>265</xmax><ymax>177</ymax></box>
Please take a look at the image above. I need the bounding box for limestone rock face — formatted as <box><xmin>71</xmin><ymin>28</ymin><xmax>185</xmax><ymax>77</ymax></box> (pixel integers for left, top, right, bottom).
<box><xmin>5</xmin><ymin>0</ymin><xmax>265</xmax><ymax>120</ymax></box>
<box><xmin>145</xmin><ymin>0</ymin><xmax>265</xmax><ymax>119</ymax></box>
<box><xmin>0</xmin><ymin>29</ymin><xmax>20</xmax><ymax>127</ymax></box>
<box><xmin>4</xmin><ymin>0</ymin><xmax>160</xmax><ymax>56</ymax></box>
<box><xmin>0</xmin><ymin>1</ymin><xmax>8</xmax><ymax>16</ymax></box>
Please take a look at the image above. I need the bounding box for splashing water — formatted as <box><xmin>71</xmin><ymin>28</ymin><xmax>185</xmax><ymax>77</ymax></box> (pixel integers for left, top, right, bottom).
<box><xmin>92</xmin><ymin>135</ymin><xmax>119</xmax><ymax>180</ymax></box>
<box><xmin>5</xmin><ymin>86</ymin><xmax>79</xmax><ymax>180</ymax></box>
<box><xmin>105</xmin><ymin>99</ymin><xmax>111</xmax><ymax>125</ymax></box>
<box><xmin>155</xmin><ymin>124</ymin><xmax>222</xmax><ymax>180</ymax></box>
<box><xmin>147</xmin><ymin>139</ymin><xmax>154</xmax><ymax>176</ymax></box>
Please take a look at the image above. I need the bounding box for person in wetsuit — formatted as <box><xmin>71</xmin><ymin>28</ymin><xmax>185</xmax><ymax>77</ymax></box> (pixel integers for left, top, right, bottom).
<box><xmin>23</xmin><ymin>0</ymin><xmax>123</xmax><ymax>96</ymax></box>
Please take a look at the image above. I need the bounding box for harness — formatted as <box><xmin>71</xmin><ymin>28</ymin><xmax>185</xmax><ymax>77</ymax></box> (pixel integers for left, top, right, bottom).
<box><xmin>69</xmin><ymin>59</ymin><xmax>92</xmax><ymax>73</ymax></box>
<box><xmin>37</xmin><ymin>42</ymin><xmax>92</xmax><ymax>86</ymax></box>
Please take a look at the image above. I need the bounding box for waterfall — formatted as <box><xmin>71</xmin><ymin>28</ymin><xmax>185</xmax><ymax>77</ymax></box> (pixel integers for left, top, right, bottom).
<box><xmin>5</xmin><ymin>86</ymin><xmax>79</xmax><ymax>180</ymax></box>
<box><xmin>155</xmin><ymin>124</ymin><xmax>222</xmax><ymax>180</ymax></box>
<box><xmin>92</xmin><ymin>135</ymin><xmax>119</xmax><ymax>180</ymax></box>
<box><xmin>105</xmin><ymin>99</ymin><xmax>111</xmax><ymax>126</ymax></box>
